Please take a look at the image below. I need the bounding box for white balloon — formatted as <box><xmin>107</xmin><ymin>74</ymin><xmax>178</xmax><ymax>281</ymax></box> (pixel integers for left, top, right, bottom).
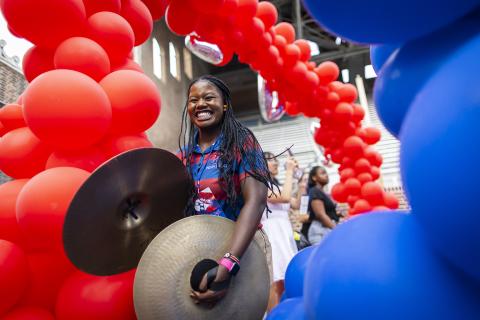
<box><xmin>257</xmin><ymin>75</ymin><xmax>286</xmax><ymax>123</ymax></box>
<box><xmin>185</xmin><ymin>34</ymin><xmax>223</xmax><ymax>65</ymax></box>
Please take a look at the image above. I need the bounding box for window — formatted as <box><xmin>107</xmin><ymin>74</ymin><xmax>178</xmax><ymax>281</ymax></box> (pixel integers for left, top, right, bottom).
<box><xmin>133</xmin><ymin>46</ymin><xmax>142</xmax><ymax>66</ymax></box>
<box><xmin>341</xmin><ymin>69</ymin><xmax>350</xmax><ymax>83</ymax></box>
<box><xmin>152</xmin><ymin>38</ymin><xmax>163</xmax><ymax>80</ymax></box>
<box><xmin>169</xmin><ymin>42</ymin><xmax>180</xmax><ymax>80</ymax></box>
<box><xmin>183</xmin><ymin>47</ymin><xmax>193</xmax><ymax>80</ymax></box>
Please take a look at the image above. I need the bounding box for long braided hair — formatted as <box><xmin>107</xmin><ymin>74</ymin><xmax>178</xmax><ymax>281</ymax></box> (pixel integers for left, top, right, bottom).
<box><xmin>178</xmin><ymin>75</ymin><xmax>277</xmax><ymax>217</ymax></box>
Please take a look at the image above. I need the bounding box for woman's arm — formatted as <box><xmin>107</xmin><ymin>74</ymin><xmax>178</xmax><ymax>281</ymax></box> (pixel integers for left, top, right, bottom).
<box><xmin>268</xmin><ymin>157</ymin><xmax>297</xmax><ymax>203</ymax></box>
<box><xmin>311</xmin><ymin>199</ymin><xmax>336</xmax><ymax>229</ymax></box>
<box><xmin>191</xmin><ymin>176</ymin><xmax>267</xmax><ymax>305</ymax></box>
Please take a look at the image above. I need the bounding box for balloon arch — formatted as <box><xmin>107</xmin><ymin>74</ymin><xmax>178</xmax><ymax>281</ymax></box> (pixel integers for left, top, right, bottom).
<box><xmin>1</xmin><ymin>0</ymin><xmax>479</xmax><ymax>319</ymax></box>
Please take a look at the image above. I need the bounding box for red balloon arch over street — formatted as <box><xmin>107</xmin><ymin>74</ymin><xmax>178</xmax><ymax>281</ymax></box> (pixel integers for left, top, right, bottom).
<box><xmin>0</xmin><ymin>0</ymin><xmax>398</xmax><ymax>318</ymax></box>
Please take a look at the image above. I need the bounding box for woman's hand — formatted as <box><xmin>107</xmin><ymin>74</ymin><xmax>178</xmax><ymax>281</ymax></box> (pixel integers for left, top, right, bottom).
<box><xmin>285</xmin><ymin>157</ymin><xmax>298</xmax><ymax>171</ymax></box>
<box><xmin>190</xmin><ymin>265</ymin><xmax>231</xmax><ymax>308</ymax></box>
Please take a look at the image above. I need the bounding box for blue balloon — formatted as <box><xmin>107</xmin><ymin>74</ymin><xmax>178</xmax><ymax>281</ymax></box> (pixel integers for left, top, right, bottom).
<box><xmin>303</xmin><ymin>212</ymin><xmax>480</xmax><ymax>320</ymax></box>
<box><xmin>284</xmin><ymin>245</ymin><xmax>317</xmax><ymax>298</ymax></box>
<box><xmin>400</xmin><ymin>32</ymin><xmax>480</xmax><ymax>282</ymax></box>
<box><xmin>301</xmin><ymin>0</ymin><xmax>480</xmax><ymax>44</ymax></box>
<box><xmin>374</xmin><ymin>12</ymin><xmax>480</xmax><ymax>137</ymax></box>
<box><xmin>267</xmin><ymin>298</ymin><xmax>307</xmax><ymax>320</ymax></box>
<box><xmin>370</xmin><ymin>45</ymin><xmax>399</xmax><ymax>73</ymax></box>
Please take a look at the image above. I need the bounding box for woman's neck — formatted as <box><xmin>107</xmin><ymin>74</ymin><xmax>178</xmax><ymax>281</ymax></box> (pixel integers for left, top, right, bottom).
<box><xmin>197</xmin><ymin>126</ymin><xmax>221</xmax><ymax>152</ymax></box>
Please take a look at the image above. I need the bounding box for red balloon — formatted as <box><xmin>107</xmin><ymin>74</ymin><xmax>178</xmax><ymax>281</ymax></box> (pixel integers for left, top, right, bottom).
<box><xmin>357</xmin><ymin>172</ymin><xmax>373</xmax><ymax>184</ymax></box>
<box><xmin>344</xmin><ymin>178</ymin><xmax>361</xmax><ymax>195</ymax></box>
<box><xmin>0</xmin><ymin>127</ymin><xmax>51</xmax><ymax>179</ymax></box>
<box><xmin>22</xmin><ymin>46</ymin><xmax>55</xmax><ymax>83</ymax></box>
<box><xmin>192</xmin><ymin>0</ymin><xmax>224</xmax><ymax>13</ymax></box>
<box><xmin>112</xmin><ymin>58</ymin><xmax>144</xmax><ymax>73</ymax></box>
<box><xmin>384</xmin><ymin>192</ymin><xmax>400</xmax><ymax>209</ymax></box>
<box><xmin>121</xmin><ymin>0</ymin><xmax>153</xmax><ymax>45</ymax></box>
<box><xmin>54</xmin><ymin>37</ymin><xmax>111</xmax><ymax>82</ymax></box>
<box><xmin>83</xmin><ymin>0</ymin><xmax>121</xmax><ymax>16</ymax></box>
<box><xmin>255</xmin><ymin>1</ymin><xmax>277</xmax><ymax>30</ymax></box>
<box><xmin>294</xmin><ymin>39</ymin><xmax>311</xmax><ymax>61</ymax></box>
<box><xmin>55</xmin><ymin>271</ymin><xmax>136</xmax><ymax>320</ymax></box>
<box><xmin>2</xmin><ymin>307</ymin><xmax>55</xmax><ymax>320</ymax></box>
<box><xmin>354</xmin><ymin>158</ymin><xmax>371</xmax><ymax>174</ymax></box>
<box><xmin>332</xmin><ymin>102</ymin><xmax>353</xmax><ymax>122</ymax></box>
<box><xmin>336</xmin><ymin>83</ymin><xmax>358</xmax><ymax>103</ymax></box>
<box><xmin>218</xmin><ymin>0</ymin><xmax>238</xmax><ymax>17</ymax></box>
<box><xmin>165</xmin><ymin>1</ymin><xmax>198</xmax><ymax>36</ymax></box>
<box><xmin>347</xmin><ymin>195</ymin><xmax>360</xmax><ymax>208</ymax></box>
<box><xmin>46</xmin><ymin>147</ymin><xmax>108</xmax><ymax>172</ymax></box>
<box><xmin>342</xmin><ymin>135</ymin><xmax>365</xmax><ymax>158</ymax></box>
<box><xmin>0</xmin><ymin>122</ymin><xmax>7</xmax><ymax>137</ymax></box>
<box><xmin>0</xmin><ymin>240</ymin><xmax>29</xmax><ymax>315</ymax></box>
<box><xmin>0</xmin><ymin>179</ymin><xmax>28</xmax><ymax>244</ymax></box>
<box><xmin>23</xmin><ymin>70</ymin><xmax>112</xmax><ymax>150</ymax></box>
<box><xmin>340</xmin><ymin>168</ymin><xmax>355</xmax><ymax>183</ymax></box>
<box><xmin>352</xmin><ymin>103</ymin><xmax>365</xmax><ymax>123</ymax></box>
<box><xmin>99</xmin><ymin>134</ymin><xmax>153</xmax><ymax>159</ymax></box>
<box><xmin>314</xmin><ymin>61</ymin><xmax>339</xmax><ymax>85</ymax></box>
<box><xmin>282</xmin><ymin>43</ymin><xmax>301</xmax><ymax>67</ymax></box>
<box><xmin>235</xmin><ymin>0</ymin><xmax>258</xmax><ymax>26</ymax></box>
<box><xmin>0</xmin><ymin>104</ymin><xmax>26</xmax><ymax>131</ymax></box>
<box><xmin>361</xmin><ymin>182</ymin><xmax>385</xmax><ymax>206</ymax></box>
<box><xmin>364</xmin><ymin>147</ymin><xmax>383</xmax><ymax>167</ymax></box>
<box><xmin>370</xmin><ymin>166</ymin><xmax>381</xmax><ymax>180</ymax></box>
<box><xmin>20</xmin><ymin>251</ymin><xmax>76</xmax><ymax>311</ymax></box>
<box><xmin>87</xmin><ymin>12</ymin><xmax>135</xmax><ymax>63</ymax></box>
<box><xmin>331</xmin><ymin>183</ymin><xmax>348</xmax><ymax>203</ymax></box>
<box><xmin>0</xmin><ymin>0</ymin><xmax>86</xmax><ymax>48</ymax></box>
<box><xmin>353</xmin><ymin>199</ymin><xmax>372</xmax><ymax>214</ymax></box>
<box><xmin>330</xmin><ymin>148</ymin><xmax>343</xmax><ymax>164</ymax></box>
<box><xmin>362</xmin><ymin>127</ymin><xmax>382</xmax><ymax>145</ymax></box>
<box><xmin>325</xmin><ymin>91</ymin><xmax>340</xmax><ymax>109</ymax></box>
<box><xmin>100</xmin><ymin>70</ymin><xmax>161</xmax><ymax>134</ymax></box>
<box><xmin>273</xmin><ymin>22</ymin><xmax>295</xmax><ymax>44</ymax></box>
<box><xmin>141</xmin><ymin>0</ymin><xmax>169</xmax><ymax>20</ymax></box>
<box><xmin>16</xmin><ymin>167</ymin><xmax>90</xmax><ymax>251</ymax></box>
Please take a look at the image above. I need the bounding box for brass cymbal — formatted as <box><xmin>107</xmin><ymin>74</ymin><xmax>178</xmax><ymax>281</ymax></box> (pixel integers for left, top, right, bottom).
<box><xmin>134</xmin><ymin>215</ymin><xmax>270</xmax><ymax>320</ymax></box>
<box><xmin>63</xmin><ymin>148</ymin><xmax>191</xmax><ymax>276</ymax></box>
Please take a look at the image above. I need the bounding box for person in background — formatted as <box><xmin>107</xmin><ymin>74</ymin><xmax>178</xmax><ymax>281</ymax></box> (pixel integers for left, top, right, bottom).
<box><xmin>306</xmin><ymin>166</ymin><xmax>340</xmax><ymax>245</ymax></box>
<box><xmin>289</xmin><ymin>173</ymin><xmax>311</xmax><ymax>249</ymax></box>
<box><xmin>261</xmin><ymin>152</ymin><xmax>299</xmax><ymax>311</ymax></box>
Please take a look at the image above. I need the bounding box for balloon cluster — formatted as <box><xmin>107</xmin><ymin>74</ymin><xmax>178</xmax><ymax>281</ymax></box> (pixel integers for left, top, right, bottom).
<box><xmin>164</xmin><ymin>0</ymin><xmax>398</xmax><ymax>215</ymax></box>
<box><xmin>267</xmin><ymin>1</ymin><xmax>480</xmax><ymax>319</ymax></box>
<box><xmin>0</xmin><ymin>0</ymin><xmax>165</xmax><ymax>318</ymax></box>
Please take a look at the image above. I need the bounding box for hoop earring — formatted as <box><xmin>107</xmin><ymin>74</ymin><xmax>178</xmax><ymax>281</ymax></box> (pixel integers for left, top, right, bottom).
<box><xmin>223</xmin><ymin>105</ymin><xmax>227</xmax><ymax>111</ymax></box>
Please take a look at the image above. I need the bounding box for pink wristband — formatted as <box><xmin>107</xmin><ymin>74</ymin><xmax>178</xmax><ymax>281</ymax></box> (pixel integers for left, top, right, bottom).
<box><xmin>219</xmin><ymin>257</ymin><xmax>235</xmax><ymax>272</ymax></box>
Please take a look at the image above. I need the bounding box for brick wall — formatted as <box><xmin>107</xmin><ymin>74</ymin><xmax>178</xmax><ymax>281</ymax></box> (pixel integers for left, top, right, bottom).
<box><xmin>0</xmin><ymin>51</ymin><xmax>27</xmax><ymax>184</ymax></box>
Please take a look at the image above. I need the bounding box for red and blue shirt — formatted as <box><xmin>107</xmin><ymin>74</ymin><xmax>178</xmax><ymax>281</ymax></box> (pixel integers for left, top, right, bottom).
<box><xmin>177</xmin><ymin>134</ymin><xmax>261</xmax><ymax>221</ymax></box>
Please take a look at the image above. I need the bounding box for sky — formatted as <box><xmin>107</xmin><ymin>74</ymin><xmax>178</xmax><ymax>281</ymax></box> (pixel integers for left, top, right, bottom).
<box><xmin>0</xmin><ymin>15</ymin><xmax>32</xmax><ymax>63</ymax></box>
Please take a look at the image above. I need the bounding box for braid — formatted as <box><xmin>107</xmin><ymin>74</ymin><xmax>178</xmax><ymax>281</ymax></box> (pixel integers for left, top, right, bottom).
<box><xmin>178</xmin><ymin>75</ymin><xmax>277</xmax><ymax>217</ymax></box>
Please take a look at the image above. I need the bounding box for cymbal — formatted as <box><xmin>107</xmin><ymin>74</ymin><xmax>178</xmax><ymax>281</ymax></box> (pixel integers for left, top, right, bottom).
<box><xmin>63</xmin><ymin>148</ymin><xmax>191</xmax><ymax>276</ymax></box>
<box><xmin>134</xmin><ymin>215</ymin><xmax>270</xmax><ymax>320</ymax></box>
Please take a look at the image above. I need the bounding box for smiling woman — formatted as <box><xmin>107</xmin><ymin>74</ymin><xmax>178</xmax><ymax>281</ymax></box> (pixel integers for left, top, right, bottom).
<box><xmin>177</xmin><ymin>75</ymin><xmax>277</xmax><ymax>309</ymax></box>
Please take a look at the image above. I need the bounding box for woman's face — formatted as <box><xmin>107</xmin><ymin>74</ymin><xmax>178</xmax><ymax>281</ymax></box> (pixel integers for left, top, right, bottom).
<box><xmin>314</xmin><ymin>167</ymin><xmax>329</xmax><ymax>186</ymax></box>
<box><xmin>187</xmin><ymin>80</ymin><xmax>224</xmax><ymax>130</ymax></box>
<box><xmin>267</xmin><ymin>158</ymin><xmax>279</xmax><ymax>176</ymax></box>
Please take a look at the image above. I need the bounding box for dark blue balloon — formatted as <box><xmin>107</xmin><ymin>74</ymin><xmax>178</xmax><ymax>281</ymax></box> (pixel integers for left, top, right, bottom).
<box><xmin>267</xmin><ymin>298</ymin><xmax>307</xmax><ymax>320</ymax></box>
<box><xmin>301</xmin><ymin>0</ymin><xmax>480</xmax><ymax>43</ymax></box>
<box><xmin>303</xmin><ymin>212</ymin><xmax>480</xmax><ymax>320</ymax></box>
<box><xmin>374</xmin><ymin>12</ymin><xmax>480</xmax><ymax>137</ymax></box>
<box><xmin>284</xmin><ymin>245</ymin><xmax>317</xmax><ymax>298</ymax></box>
<box><xmin>400</xmin><ymin>32</ymin><xmax>480</xmax><ymax>282</ymax></box>
<box><xmin>370</xmin><ymin>45</ymin><xmax>399</xmax><ymax>73</ymax></box>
